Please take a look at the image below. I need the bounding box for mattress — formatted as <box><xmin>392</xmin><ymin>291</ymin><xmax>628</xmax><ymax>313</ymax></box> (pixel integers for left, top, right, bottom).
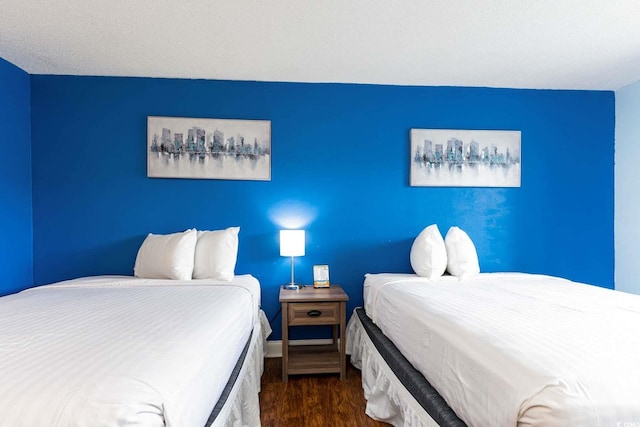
<box><xmin>347</xmin><ymin>307</ymin><xmax>466</xmax><ymax>427</ymax></box>
<box><xmin>363</xmin><ymin>273</ymin><xmax>640</xmax><ymax>427</ymax></box>
<box><xmin>0</xmin><ymin>274</ymin><xmax>263</xmax><ymax>427</ymax></box>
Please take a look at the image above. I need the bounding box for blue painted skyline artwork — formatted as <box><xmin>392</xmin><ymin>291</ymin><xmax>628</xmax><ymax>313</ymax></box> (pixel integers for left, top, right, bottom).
<box><xmin>147</xmin><ymin>116</ymin><xmax>271</xmax><ymax>181</ymax></box>
<box><xmin>410</xmin><ymin>129</ymin><xmax>521</xmax><ymax>187</ymax></box>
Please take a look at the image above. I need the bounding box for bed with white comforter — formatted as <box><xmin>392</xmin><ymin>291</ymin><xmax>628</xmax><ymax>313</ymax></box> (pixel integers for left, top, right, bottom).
<box><xmin>0</xmin><ymin>274</ymin><xmax>269</xmax><ymax>427</ymax></box>
<box><xmin>354</xmin><ymin>272</ymin><xmax>640</xmax><ymax>426</ymax></box>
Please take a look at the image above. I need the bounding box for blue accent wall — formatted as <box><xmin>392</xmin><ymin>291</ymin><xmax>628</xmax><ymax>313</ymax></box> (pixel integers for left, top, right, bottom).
<box><xmin>30</xmin><ymin>76</ymin><xmax>614</xmax><ymax>339</ymax></box>
<box><xmin>0</xmin><ymin>58</ymin><xmax>32</xmax><ymax>294</ymax></box>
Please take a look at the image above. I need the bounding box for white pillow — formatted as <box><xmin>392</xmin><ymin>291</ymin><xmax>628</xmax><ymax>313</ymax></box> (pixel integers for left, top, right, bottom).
<box><xmin>444</xmin><ymin>226</ymin><xmax>480</xmax><ymax>278</ymax></box>
<box><xmin>192</xmin><ymin>227</ymin><xmax>240</xmax><ymax>281</ymax></box>
<box><xmin>134</xmin><ymin>229</ymin><xmax>198</xmax><ymax>280</ymax></box>
<box><xmin>410</xmin><ymin>224</ymin><xmax>447</xmax><ymax>279</ymax></box>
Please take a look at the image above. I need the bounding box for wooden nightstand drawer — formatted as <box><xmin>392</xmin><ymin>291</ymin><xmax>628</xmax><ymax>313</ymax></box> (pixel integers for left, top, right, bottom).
<box><xmin>288</xmin><ymin>302</ymin><xmax>340</xmax><ymax>325</ymax></box>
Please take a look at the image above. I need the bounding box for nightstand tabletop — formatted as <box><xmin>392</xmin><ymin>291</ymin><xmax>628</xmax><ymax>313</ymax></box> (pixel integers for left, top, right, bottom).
<box><xmin>279</xmin><ymin>285</ymin><xmax>349</xmax><ymax>303</ymax></box>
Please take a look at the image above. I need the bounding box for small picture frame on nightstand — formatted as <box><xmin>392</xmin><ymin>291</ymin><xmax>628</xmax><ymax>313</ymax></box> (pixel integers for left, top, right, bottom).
<box><xmin>313</xmin><ymin>265</ymin><xmax>330</xmax><ymax>288</ymax></box>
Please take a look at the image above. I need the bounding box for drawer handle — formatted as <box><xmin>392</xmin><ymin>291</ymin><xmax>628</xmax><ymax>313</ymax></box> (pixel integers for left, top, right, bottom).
<box><xmin>307</xmin><ymin>310</ymin><xmax>322</xmax><ymax>317</ymax></box>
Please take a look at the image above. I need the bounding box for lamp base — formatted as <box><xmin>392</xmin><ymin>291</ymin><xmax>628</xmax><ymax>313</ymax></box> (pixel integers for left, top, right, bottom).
<box><xmin>282</xmin><ymin>283</ymin><xmax>300</xmax><ymax>290</ymax></box>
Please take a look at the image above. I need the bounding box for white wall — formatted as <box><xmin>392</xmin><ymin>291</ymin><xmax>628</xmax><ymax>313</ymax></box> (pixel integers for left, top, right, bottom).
<box><xmin>615</xmin><ymin>81</ymin><xmax>640</xmax><ymax>294</ymax></box>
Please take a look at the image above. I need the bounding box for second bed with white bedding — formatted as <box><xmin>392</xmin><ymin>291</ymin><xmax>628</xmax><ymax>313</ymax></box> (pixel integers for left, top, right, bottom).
<box><xmin>364</xmin><ymin>272</ymin><xmax>640</xmax><ymax>426</ymax></box>
<box><xmin>0</xmin><ymin>274</ymin><xmax>263</xmax><ymax>427</ymax></box>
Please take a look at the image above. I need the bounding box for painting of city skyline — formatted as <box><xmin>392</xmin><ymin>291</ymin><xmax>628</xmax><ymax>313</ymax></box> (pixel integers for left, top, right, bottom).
<box><xmin>410</xmin><ymin>129</ymin><xmax>521</xmax><ymax>187</ymax></box>
<box><xmin>147</xmin><ymin>116</ymin><xmax>271</xmax><ymax>180</ymax></box>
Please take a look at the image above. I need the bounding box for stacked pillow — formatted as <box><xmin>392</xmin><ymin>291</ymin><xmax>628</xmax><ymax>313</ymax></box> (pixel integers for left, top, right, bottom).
<box><xmin>444</xmin><ymin>226</ymin><xmax>480</xmax><ymax>278</ymax></box>
<box><xmin>133</xmin><ymin>229</ymin><xmax>198</xmax><ymax>280</ymax></box>
<box><xmin>193</xmin><ymin>227</ymin><xmax>240</xmax><ymax>281</ymax></box>
<box><xmin>410</xmin><ymin>225</ymin><xmax>480</xmax><ymax>279</ymax></box>
<box><xmin>134</xmin><ymin>227</ymin><xmax>240</xmax><ymax>281</ymax></box>
<box><xmin>409</xmin><ymin>225</ymin><xmax>448</xmax><ymax>279</ymax></box>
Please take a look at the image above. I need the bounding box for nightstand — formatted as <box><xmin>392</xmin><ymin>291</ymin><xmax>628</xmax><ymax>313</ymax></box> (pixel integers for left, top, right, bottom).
<box><xmin>279</xmin><ymin>285</ymin><xmax>349</xmax><ymax>383</ymax></box>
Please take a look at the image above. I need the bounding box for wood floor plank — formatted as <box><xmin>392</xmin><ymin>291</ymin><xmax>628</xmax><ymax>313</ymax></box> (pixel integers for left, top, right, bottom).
<box><xmin>260</xmin><ymin>357</ymin><xmax>390</xmax><ymax>427</ymax></box>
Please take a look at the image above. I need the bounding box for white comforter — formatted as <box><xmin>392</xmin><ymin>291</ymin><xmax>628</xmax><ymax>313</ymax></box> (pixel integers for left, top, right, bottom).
<box><xmin>0</xmin><ymin>275</ymin><xmax>260</xmax><ymax>427</ymax></box>
<box><xmin>364</xmin><ymin>273</ymin><xmax>640</xmax><ymax>427</ymax></box>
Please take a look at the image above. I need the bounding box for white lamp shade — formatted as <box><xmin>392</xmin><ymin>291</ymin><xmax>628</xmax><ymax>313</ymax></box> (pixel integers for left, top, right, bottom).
<box><xmin>280</xmin><ymin>230</ymin><xmax>305</xmax><ymax>257</ymax></box>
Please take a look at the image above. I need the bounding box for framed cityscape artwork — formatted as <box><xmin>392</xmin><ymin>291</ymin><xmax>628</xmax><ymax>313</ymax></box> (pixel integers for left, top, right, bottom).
<box><xmin>147</xmin><ymin>116</ymin><xmax>271</xmax><ymax>180</ymax></box>
<box><xmin>410</xmin><ymin>129</ymin><xmax>521</xmax><ymax>187</ymax></box>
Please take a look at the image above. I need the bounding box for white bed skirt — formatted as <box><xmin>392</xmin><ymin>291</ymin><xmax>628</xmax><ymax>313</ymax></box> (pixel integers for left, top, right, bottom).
<box><xmin>213</xmin><ymin>310</ymin><xmax>272</xmax><ymax>427</ymax></box>
<box><xmin>346</xmin><ymin>310</ymin><xmax>439</xmax><ymax>427</ymax></box>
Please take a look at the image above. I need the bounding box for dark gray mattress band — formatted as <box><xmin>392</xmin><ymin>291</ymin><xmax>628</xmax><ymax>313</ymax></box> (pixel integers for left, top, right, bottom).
<box><xmin>205</xmin><ymin>330</ymin><xmax>254</xmax><ymax>427</ymax></box>
<box><xmin>355</xmin><ymin>308</ymin><xmax>467</xmax><ymax>427</ymax></box>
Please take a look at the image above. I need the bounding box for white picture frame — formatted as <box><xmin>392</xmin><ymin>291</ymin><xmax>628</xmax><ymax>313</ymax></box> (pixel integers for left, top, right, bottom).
<box><xmin>147</xmin><ymin>116</ymin><xmax>271</xmax><ymax>180</ymax></box>
<box><xmin>313</xmin><ymin>264</ymin><xmax>330</xmax><ymax>288</ymax></box>
<box><xmin>410</xmin><ymin>128</ymin><xmax>521</xmax><ymax>187</ymax></box>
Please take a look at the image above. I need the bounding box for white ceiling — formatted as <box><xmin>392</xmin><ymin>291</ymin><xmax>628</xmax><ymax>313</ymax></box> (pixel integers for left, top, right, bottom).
<box><xmin>1</xmin><ymin>0</ymin><xmax>640</xmax><ymax>90</ymax></box>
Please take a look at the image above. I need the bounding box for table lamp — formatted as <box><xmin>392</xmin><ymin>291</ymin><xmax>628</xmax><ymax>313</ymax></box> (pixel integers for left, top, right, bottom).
<box><xmin>280</xmin><ymin>230</ymin><xmax>305</xmax><ymax>290</ymax></box>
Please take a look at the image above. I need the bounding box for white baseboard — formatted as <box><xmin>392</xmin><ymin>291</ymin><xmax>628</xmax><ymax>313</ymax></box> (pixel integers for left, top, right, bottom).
<box><xmin>265</xmin><ymin>338</ymin><xmax>339</xmax><ymax>358</ymax></box>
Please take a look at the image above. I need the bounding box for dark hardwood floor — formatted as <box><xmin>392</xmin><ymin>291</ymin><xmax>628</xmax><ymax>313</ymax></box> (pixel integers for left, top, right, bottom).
<box><xmin>260</xmin><ymin>357</ymin><xmax>391</xmax><ymax>427</ymax></box>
